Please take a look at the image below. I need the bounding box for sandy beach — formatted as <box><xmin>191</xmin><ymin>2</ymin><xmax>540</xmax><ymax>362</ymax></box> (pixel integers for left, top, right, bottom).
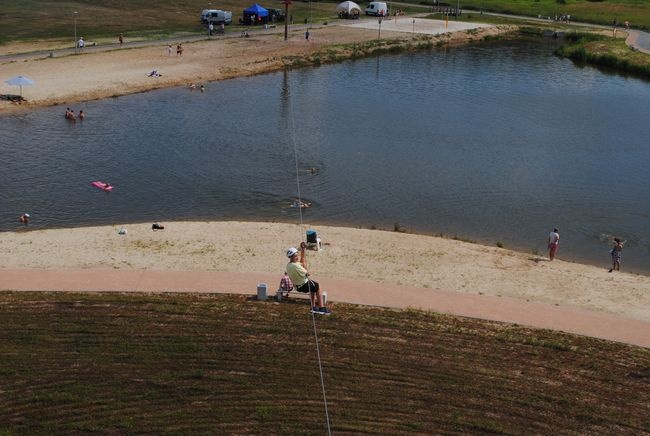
<box><xmin>2</xmin><ymin>221</ymin><xmax>649</xmax><ymax>323</ymax></box>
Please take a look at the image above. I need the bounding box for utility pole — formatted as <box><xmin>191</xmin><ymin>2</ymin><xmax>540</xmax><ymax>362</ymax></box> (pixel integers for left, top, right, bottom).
<box><xmin>283</xmin><ymin>0</ymin><xmax>292</xmax><ymax>40</ymax></box>
<box><xmin>73</xmin><ymin>11</ymin><xmax>78</xmax><ymax>53</ymax></box>
<box><xmin>377</xmin><ymin>16</ymin><xmax>383</xmax><ymax>40</ymax></box>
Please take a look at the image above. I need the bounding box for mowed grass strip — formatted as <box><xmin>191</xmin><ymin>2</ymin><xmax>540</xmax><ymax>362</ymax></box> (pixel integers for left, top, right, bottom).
<box><xmin>0</xmin><ymin>0</ymin><xmax>336</xmax><ymax>45</ymax></box>
<box><xmin>0</xmin><ymin>292</ymin><xmax>648</xmax><ymax>433</ymax></box>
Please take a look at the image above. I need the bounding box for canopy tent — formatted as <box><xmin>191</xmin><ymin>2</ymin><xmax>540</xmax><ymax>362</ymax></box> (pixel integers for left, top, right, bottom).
<box><xmin>4</xmin><ymin>75</ymin><xmax>35</xmax><ymax>97</ymax></box>
<box><xmin>336</xmin><ymin>1</ymin><xmax>361</xmax><ymax>14</ymax></box>
<box><xmin>244</xmin><ymin>4</ymin><xmax>269</xmax><ymax>17</ymax></box>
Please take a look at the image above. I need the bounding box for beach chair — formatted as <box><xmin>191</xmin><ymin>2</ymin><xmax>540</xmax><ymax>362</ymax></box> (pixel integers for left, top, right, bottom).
<box><xmin>306</xmin><ymin>229</ymin><xmax>321</xmax><ymax>250</ymax></box>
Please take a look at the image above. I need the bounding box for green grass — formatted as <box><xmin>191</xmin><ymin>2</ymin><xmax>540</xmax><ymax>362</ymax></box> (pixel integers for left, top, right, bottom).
<box><xmin>0</xmin><ymin>291</ymin><xmax>648</xmax><ymax>433</ymax></box>
<box><xmin>556</xmin><ymin>32</ymin><xmax>650</xmax><ymax>78</ymax></box>
<box><xmin>416</xmin><ymin>0</ymin><xmax>650</xmax><ymax>29</ymax></box>
<box><xmin>3</xmin><ymin>0</ymin><xmax>649</xmax><ymax>47</ymax></box>
<box><xmin>0</xmin><ymin>0</ymin><xmax>339</xmax><ymax>45</ymax></box>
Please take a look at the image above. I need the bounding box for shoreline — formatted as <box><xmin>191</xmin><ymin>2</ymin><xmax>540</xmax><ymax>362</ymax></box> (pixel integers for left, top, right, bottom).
<box><xmin>2</xmin><ymin>221</ymin><xmax>650</xmax><ymax>324</ymax></box>
<box><xmin>0</xmin><ymin>22</ymin><xmax>515</xmax><ymax>114</ymax></box>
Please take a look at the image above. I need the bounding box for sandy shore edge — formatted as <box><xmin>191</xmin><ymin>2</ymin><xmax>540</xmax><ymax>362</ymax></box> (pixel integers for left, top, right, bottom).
<box><xmin>2</xmin><ymin>221</ymin><xmax>649</xmax><ymax>323</ymax></box>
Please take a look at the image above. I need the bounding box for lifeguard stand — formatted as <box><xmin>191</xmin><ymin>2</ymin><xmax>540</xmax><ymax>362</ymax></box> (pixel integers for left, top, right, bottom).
<box><xmin>306</xmin><ymin>229</ymin><xmax>321</xmax><ymax>250</ymax></box>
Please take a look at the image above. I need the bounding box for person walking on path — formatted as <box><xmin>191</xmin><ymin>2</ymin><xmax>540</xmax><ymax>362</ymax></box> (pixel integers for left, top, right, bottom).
<box><xmin>548</xmin><ymin>228</ymin><xmax>560</xmax><ymax>261</ymax></box>
<box><xmin>286</xmin><ymin>243</ymin><xmax>330</xmax><ymax>315</ymax></box>
<box><xmin>609</xmin><ymin>238</ymin><xmax>625</xmax><ymax>272</ymax></box>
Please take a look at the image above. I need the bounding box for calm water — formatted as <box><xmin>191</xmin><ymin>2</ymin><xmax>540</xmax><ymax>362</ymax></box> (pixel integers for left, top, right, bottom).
<box><xmin>2</xmin><ymin>40</ymin><xmax>649</xmax><ymax>273</ymax></box>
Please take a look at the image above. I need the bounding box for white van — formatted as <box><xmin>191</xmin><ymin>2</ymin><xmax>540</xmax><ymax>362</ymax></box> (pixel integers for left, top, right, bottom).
<box><xmin>201</xmin><ymin>9</ymin><xmax>233</xmax><ymax>25</ymax></box>
<box><xmin>365</xmin><ymin>2</ymin><xmax>388</xmax><ymax>16</ymax></box>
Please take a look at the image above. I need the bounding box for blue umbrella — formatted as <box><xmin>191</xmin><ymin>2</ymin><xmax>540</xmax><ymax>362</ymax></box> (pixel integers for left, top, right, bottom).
<box><xmin>5</xmin><ymin>75</ymin><xmax>35</xmax><ymax>97</ymax></box>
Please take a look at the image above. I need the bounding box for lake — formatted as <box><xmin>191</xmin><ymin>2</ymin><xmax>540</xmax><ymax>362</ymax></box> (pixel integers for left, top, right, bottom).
<box><xmin>1</xmin><ymin>39</ymin><xmax>649</xmax><ymax>273</ymax></box>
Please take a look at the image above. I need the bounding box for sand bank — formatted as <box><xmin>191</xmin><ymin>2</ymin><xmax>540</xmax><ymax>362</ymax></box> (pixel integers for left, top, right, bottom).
<box><xmin>2</xmin><ymin>221</ymin><xmax>649</xmax><ymax>323</ymax></box>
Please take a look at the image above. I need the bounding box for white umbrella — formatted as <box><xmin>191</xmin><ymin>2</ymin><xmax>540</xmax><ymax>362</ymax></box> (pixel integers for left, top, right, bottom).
<box><xmin>5</xmin><ymin>75</ymin><xmax>35</xmax><ymax>97</ymax></box>
<box><xmin>336</xmin><ymin>1</ymin><xmax>361</xmax><ymax>13</ymax></box>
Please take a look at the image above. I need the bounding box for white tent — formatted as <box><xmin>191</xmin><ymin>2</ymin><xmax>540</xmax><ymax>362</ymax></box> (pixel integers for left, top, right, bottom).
<box><xmin>336</xmin><ymin>1</ymin><xmax>361</xmax><ymax>14</ymax></box>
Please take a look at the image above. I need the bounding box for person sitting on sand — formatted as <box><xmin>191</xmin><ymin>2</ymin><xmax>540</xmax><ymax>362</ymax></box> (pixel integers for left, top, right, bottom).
<box><xmin>19</xmin><ymin>213</ymin><xmax>30</xmax><ymax>225</ymax></box>
<box><xmin>286</xmin><ymin>243</ymin><xmax>330</xmax><ymax>315</ymax></box>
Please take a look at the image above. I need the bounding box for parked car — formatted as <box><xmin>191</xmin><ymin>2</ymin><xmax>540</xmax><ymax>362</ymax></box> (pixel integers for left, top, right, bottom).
<box><xmin>201</xmin><ymin>9</ymin><xmax>233</xmax><ymax>25</ymax></box>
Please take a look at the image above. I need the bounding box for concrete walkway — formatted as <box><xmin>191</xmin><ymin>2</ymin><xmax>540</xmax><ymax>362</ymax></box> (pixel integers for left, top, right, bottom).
<box><xmin>1</xmin><ymin>268</ymin><xmax>648</xmax><ymax>349</ymax></box>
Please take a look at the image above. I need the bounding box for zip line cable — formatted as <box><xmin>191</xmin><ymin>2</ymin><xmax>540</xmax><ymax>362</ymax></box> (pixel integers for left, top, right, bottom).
<box><xmin>288</xmin><ymin>87</ymin><xmax>332</xmax><ymax>436</ymax></box>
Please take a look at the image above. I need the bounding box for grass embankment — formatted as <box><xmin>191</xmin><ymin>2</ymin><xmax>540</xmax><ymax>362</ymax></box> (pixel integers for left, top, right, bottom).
<box><xmin>284</xmin><ymin>36</ymin><xmax>436</xmax><ymax>67</ymax></box>
<box><xmin>555</xmin><ymin>32</ymin><xmax>650</xmax><ymax>78</ymax></box>
<box><xmin>420</xmin><ymin>0</ymin><xmax>650</xmax><ymax>29</ymax></box>
<box><xmin>1</xmin><ymin>292</ymin><xmax>648</xmax><ymax>433</ymax></box>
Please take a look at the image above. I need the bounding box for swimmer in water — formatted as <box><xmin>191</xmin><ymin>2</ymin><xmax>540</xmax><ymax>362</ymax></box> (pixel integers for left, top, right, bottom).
<box><xmin>19</xmin><ymin>213</ymin><xmax>30</xmax><ymax>224</ymax></box>
<box><xmin>292</xmin><ymin>199</ymin><xmax>312</xmax><ymax>208</ymax></box>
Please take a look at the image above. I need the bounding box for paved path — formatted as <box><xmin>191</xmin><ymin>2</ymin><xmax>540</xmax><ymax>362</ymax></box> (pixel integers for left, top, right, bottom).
<box><xmin>1</xmin><ymin>268</ymin><xmax>648</xmax><ymax>348</ymax></box>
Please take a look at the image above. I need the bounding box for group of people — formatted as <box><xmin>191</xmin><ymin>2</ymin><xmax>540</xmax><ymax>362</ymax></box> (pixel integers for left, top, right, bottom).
<box><xmin>207</xmin><ymin>23</ymin><xmax>226</xmax><ymax>36</ymax></box>
<box><xmin>166</xmin><ymin>44</ymin><xmax>183</xmax><ymax>56</ymax></box>
<box><xmin>547</xmin><ymin>228</ymin><xmax>625</xmax><ymax>272</ymax></box>
<box><xmin>65</xmin><ymin>107</ymin><xmax>85</xmax><ymax>122</ymax></box>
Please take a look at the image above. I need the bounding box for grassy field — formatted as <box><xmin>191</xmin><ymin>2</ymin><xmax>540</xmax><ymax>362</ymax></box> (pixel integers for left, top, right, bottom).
<box><xmin>0</xmin><ymin>292</ymin><xmax>648</xmax><ymax>433</ymax></box>
<box><xmin>0</xmin><ymin>0</ymin><xmax>339</xmax><ymax>45</ymax></box>
<box><xmin>451</xmin><ymin>0</ymin><xmax>649</xmax><ymax>29</ymax></box>
<box><xmin>2</xmin><ymin>0</ymin><xmax>649</xmax><ymax>46</ymax></box>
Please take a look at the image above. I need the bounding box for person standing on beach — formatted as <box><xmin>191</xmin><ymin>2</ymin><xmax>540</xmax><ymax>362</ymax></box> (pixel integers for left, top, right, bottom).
<box><xmin>305</xmin><ymin>30</ymin><xmax>310</xmax><ymax>41</ymax></box>
<box><xmin>118</xmin><ymin>33</ymin><xmax>123</xmax><ymax>45</ymax></box>
<box><xmin>609</xmin><ymin>238</ymin><xmax>625</xmax><ymax>272</ymax></box>
<box><xmin>548</xmin><ymin>228</ymin><xmax>560</xmax><ymax>261</ymax></box>
<box><xmin>286</xmin><ymin>243</ymin><xmax>330</xmax><ymax>315</ymax></box>
<box><xmin>166</xmin><ymin>44</ymin><xmax>173</xmax><ymax>56</ymax></box>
